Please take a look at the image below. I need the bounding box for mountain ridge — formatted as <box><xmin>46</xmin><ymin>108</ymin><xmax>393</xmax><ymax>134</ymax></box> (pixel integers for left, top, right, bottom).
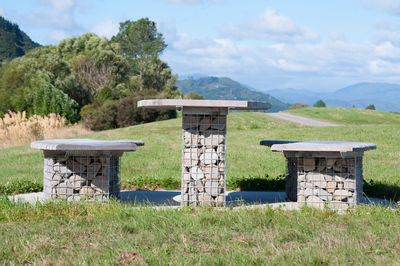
<box><xmin>0</xmin><ymin>16</ymin><xmax>40</xmax><ymax>63</ymax></box>
<box><xmin>176</xmin><ymin>76</ymin><xmax>290</xmax><ymax>112</ymax></box>
<box><xmin>267</xmin><ymin>82</ymin><xmax>400</xmax><ymax>112</ymax></box>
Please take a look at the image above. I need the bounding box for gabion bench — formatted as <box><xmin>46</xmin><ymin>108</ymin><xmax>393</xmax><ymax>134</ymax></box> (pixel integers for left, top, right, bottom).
<box><xmin>31</xmin><ymin>139</ymin><xmax>144</xmax><ymax>201</ymax></box>
<box><xmin>262</xmin><ymin>140</ymin><xmax>376</xmax><ymax>210</ymax></box>
<box><xmin>138</xmin><ymin>99</ymin><xmax>270</xmax><ymax>206</ymax></box>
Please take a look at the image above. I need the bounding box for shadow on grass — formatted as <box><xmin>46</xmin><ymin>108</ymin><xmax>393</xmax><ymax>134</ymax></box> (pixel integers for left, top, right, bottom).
<box><xmin>363</xmin><ymin>179</ymin><xmax>400</xmax><ymax>201</ymax></box>
<box><xmin>227</xmin><ymin>175</ymin><xmax>286</xmax><ymax>191</ymax></box>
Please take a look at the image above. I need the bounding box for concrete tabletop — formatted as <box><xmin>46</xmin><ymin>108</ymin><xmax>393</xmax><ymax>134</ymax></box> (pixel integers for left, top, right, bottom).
<box><xmin>271</xmin><ymin>141</ymin><xmax>376</xmax><ymax>153</ymax></box>
<box><xmin>137</xmin><ymin>99</ymin><xmax>271</xmax><ymax>110</ymax></box>
<box><xmin>31</xmin><ymin>139</ymin><xmax>144</xmax><ymax>151</ymax></box>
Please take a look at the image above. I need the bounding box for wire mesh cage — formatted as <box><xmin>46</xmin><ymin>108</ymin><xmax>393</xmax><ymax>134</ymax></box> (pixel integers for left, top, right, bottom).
<box><xmin>292</xmin><ymin>155</ymin><xmax>363</xmax><ymax>210</ymax></box>
<box><xmin>43</xmin><ymin>153</ymin><xmax>120</xmax><ymax>201</ymax></box>
<box><xmin>181</xmin><ymin>109</ymin><xmax>227</xmax><ymax>206</ymax></box>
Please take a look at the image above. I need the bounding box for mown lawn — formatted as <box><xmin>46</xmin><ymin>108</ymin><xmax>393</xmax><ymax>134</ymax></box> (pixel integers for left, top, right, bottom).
<box><xmin>0</xmin><ymin>198</ymin><xmax>399</xmax><ymax>265</ymax></box>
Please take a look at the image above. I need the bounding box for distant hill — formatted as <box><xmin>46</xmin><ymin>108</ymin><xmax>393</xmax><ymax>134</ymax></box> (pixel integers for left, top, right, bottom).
<box><xmin>0</xmin><ymin>16</ymin><xmax>40</xmax><ymax>63</ymax></box>
<box><xmin>176</xmin><ymin>76</ymin><xmax>289</xmax><ymax>112</ymax></box>
<box><xmin>267</xmin><ymin>82</ymin><xmax>400</xmax><ymax>112</ymax></box>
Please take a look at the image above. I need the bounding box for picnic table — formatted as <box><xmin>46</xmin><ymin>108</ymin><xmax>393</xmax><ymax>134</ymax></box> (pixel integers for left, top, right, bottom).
<box><xmin>138</xmin><ymin>99</ymin><xmax>270</xmax><ymax>206</ymax></box>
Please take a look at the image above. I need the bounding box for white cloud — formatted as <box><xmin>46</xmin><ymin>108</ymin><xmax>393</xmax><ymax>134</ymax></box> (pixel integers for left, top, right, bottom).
<box><xmin>220</xmin><ymin>7</ymin><xmax>319</xmax><ymax>43</ymax></box>
<box><xmin>365</xmin><ymin>0</ymin><xmax>400</xmax><ymax>14</ymax></box>
<box><xmin>375</xmin><ymin>41</ymin><xmax>400</xmax><ymax>59</ymax></box>
<box><xmin>0</xmin><ymin>6</ymin><xmax>4</xmax><ymax>16</ymax></box>
<box><xmin>161</xmin><ymin>0</ymin><xmax>223</xmax><ymax>4</ymax></box>
<box><xmin>48</xmin><ymin>29</ymin><xmax>71</xmax><ymax>43</ymax></box>
<box><xmin>369</xmin><ymin>59</ymin><xmax>400</xmax><ymax>74</ymax></box>
<box><xmin>92</xmin><ymin>19</ymin><xmax>119</xmax><ymax>39</ymax></box>
<box><xmin>27</xmin><ymin>0</ymin><xmax>77</xmax><ymax>28</ymax></box>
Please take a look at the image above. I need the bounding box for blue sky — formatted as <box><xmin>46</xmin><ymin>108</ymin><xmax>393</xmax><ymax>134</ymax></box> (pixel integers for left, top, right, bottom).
<box><xmin>1</xmin><ymin>0</ymin><xmax>400</xmax><ymax>92</ymax></box>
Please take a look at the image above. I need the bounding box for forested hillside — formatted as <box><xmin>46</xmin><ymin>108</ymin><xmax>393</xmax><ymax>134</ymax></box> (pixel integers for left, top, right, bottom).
<box><xmin>176</xmin><ymin>77</ymin><xmax>289</xmax><ymax>112</ymax></box>
<box><xmin>0</xmin><ymin>16</ymin><xmax>40</xmax><ymax>63</ymax></box>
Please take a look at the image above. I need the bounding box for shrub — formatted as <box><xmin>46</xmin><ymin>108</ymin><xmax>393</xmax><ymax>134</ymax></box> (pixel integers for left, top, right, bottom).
<box><xmin>81</xmin><ymin>100</ymin><xmax>119</xmax><ymax>131</ymax></box>
<box><xmin>289</xmin><ymin>103</ymin><xmax>308</xmax><ymax>110</ymax></box>
<box><xmin>366</xmin><ymin>104</ymin><xmax>376</xmax><ymax>110</ymax></box>
<box><xmin>313</xmin><ymin>100</ymin><xmax>326</xmax><ymax>107</ymax></box>
<box><xmin>81</xmin><ymin>93</ymin><xmax>176</xmax><ymax>131</ymax></box>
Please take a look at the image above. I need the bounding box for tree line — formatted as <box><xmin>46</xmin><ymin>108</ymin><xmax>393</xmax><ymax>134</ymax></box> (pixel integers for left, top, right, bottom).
<box><xmin>0</xmin><ymin>18</ymin><xmax>199</xmax><ymax>130</ymax></box>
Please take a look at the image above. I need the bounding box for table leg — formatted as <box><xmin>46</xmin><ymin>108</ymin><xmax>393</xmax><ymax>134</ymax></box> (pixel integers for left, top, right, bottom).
<box><xmin>181</xmin><ymin>107</ymin><xmax>227</xmax><ymax>206</ymax></box>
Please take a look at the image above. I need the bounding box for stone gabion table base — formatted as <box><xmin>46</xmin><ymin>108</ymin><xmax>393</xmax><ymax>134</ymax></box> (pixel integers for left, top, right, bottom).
<box><xmin>270</xmin><ymin>141</ymin><xmax>376</xmax><ymax>211</ymax></box>
<box><xmin>286</xmin><ymin>154</ymin><xmax>363</xmax><ymax>210</ymax></box>
<box><xmin>31</xmin><ymin>139</ymin><xmax>142</xmax><ymax>202</ymax></box>
<box><xmin>43</xmin><ymin>151</ymin><xmax>122</xmax><ymax>201</ymax></box>
<box><xmin>181</xmin><ymin>108</ymin><xmax>227</xmax><ymax>206</ymax></box>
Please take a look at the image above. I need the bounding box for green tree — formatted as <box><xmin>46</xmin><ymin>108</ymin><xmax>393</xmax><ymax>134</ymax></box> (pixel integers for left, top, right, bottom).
<box><xmin>111</xmin><ymin>18</ymin><xmax>173</xmax><ymax>92</ymax></box>
<box><xmin>313</xmin><ymin>99</ymin><xmax>326</xmax><ymax>107</ymax></box>
<box><xmin>111</xmin><ymin>18</ymin><xmax>167</xmax><ymax>59</ymax></box>
<box><xmin>366</xmin><ymin>104</ymin><xmax>375</xmax><ymax>110</ymax></box>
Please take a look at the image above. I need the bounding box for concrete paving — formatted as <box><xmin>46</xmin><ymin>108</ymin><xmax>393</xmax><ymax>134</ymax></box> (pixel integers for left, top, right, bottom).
<box><xmin>8</xmin><ymin>191</ymin><xmax>396</xmax><ymax>210</ymax></box>
<box><xmin>266</xmin><ymin>112</ymin><xmax>343</xmax><ymax>127</ymax></box>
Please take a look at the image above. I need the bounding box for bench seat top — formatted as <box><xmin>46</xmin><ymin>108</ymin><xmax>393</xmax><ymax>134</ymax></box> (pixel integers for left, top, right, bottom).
<box><xmin>31</xmin><ymin>139</ymin><xmax>144</xmax><ymax>151</ymax></box>
<box><xmin>137</xmin><ymin>99</ymin><xmax>271</xmax><ymax>110</ymax></box>
<box><xmin>270</xmin><ymin>141</ymin><xmax>376</xmax><ymax>153</ymax></box>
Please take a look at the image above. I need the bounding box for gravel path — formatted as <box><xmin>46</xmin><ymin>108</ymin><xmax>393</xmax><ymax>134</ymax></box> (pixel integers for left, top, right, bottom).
<box><xmin>266</xmin><ymin>112</ymin><xmax>343</xmax><ymax>127</ymax></box>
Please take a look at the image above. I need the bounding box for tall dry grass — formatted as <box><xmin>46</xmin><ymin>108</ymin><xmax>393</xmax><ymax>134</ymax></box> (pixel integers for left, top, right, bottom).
<box><xmin>0</xmin><ymin>111</ymin><xmax>91</xmax><ymax>148</ymax></box>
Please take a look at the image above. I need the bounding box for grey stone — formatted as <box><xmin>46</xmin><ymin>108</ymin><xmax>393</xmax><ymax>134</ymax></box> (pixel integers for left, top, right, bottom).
<box><xmin>199</xmin><ymin>117</ymin><xmax>211</xmax><ymax>131</ymax></box>
<box><xmin>51</xmin><ymin>173</ymin><xmax>63</xmax><ymax>187</ymax></box>
<box><xmin>327</xmin><ymin>181</ymin><xmax>336</xmax><ymax>193</ymax></box>
<box><xmin>204</xmin><ymin>165</ymin><xmax>219</xmax><ymax>180</ymax></box>
<box><xmin>68</xmin><ymin>174</ymin><xmax>87</xmax><ymax>189</ymax></box>
<box><xmin>334</xmin><ymin>189</ymin><xmax>352</xmax><ymax>201</ymax></box>
<box><xmin>183</xmin><ymin>172</ymin><xmax>191</xmax><ymax>181</ymax></box>
<box><xmin>53</xmin><ymin>163</ymin><xmax>72</xmax><ymax>177</ymax></box>
<box><xmin>184</xmin><ymin>149</ymin><xmax>199</xmax><ymax>167</ymax></box>
<box><xmin>190</xmin><ymin>166</ymin><xmax>204</xmax><ymax>181</ymax></box>
<box><xmin>56</xmin><ymin>181</ymin><xmax>74</xmax><ymax>199</ymax></box>
<box><xmin>199</xmin><ymin>149</ymin><xmax>218</xmax><ymax>165</ymax></box>
<box><xmin>204</xmin><ymin>133</ymin><xmax>225</xmax><ymax>147</ymax></box>
<box><xmin>205</xmin><ymin>180</ymin><xmax>219</xmax><ymax>196</ymax></box>
<box><xmin>306</xmin><ymin>173</ymin><xmax>327</xmax><ymax>188</ymax></box>
<box><xmin>211</xmin><ymin>117</ymin><xmax>226</xmax><ymax>130</ymax></box>
<box><xmin>306</xmin><ymin>195</ymin><xmax>324</xmax><ymax>207</ymax></box>
<box><xmin>303</xmin><ymin>158</ymin><xmax>315</xmax><ymax>172</ymax></box>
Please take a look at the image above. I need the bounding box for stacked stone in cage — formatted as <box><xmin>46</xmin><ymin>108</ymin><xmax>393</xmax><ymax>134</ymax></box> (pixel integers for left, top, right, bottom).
<box><xmin>43</xmin><ymin>153</ymin><xmax>120</xmax><ymax>201</ymax></box>
<box><xmin>292</xmin><ymin>156</ymin><xmax>363</xmax><ymax>210</ymax></box>
<box><xmin>181</xmin><ymin>113</ymin><xmax>226</xmax><ymax>206</ymax></box>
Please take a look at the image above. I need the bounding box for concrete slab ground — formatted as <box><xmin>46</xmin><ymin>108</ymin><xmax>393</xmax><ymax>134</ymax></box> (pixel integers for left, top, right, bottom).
<box><xmin>8</xmin><ymin>191</ymin><xmax>396</xmax><ymax>210</ymax></box>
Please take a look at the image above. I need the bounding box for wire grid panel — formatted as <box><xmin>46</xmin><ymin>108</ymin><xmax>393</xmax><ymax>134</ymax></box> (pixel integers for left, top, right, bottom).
<box><xmin>181</xmin><ymin>111</ymin><xmax>227</xmax><ymax>206</ymax></box>
<box><xmin>285</xmin><ymin>157</ymin><xmax>298</xmax><ymax>201</ymax></box>
<box><xmin>43</xmin><ymin>155</ymin><xmax>120</xmax><ymax>201</ymax></box>
<box><xmin>296</xmin><ymin>156</ymin><xmax>362</xmax><ymax>210</ymax></box>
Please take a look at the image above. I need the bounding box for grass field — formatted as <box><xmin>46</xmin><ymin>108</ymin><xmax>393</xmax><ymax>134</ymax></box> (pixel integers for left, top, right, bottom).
<box><xmin>1</xmin><ymin>108</ymin><xmax>399</xmax><ymax>199</ymax></box>
<box><xmin>1</xmin><ymin>107</ymin><xmax>400</xmax><ymax>264</ymax></box>
<box><xmin>0</xmin><ymin>198</ymin><xmax>399</xmax><ymax>265</ymax></box>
